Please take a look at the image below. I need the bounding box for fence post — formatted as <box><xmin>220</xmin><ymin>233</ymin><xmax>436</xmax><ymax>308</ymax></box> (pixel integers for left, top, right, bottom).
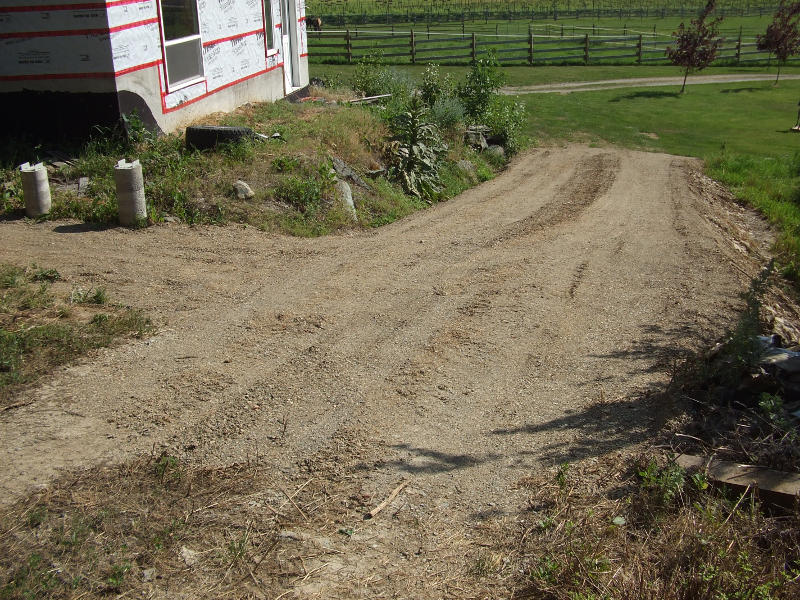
<box><xmin>637</xmin><ymin>34</ymin><xmax>642</xmax><ymax>64</ymax></box>
<box><xmin>410</xmin><ymin>29</ymin><xmax>416</xmax><ymax>64</ymax></box>
<box><xmin>472</xmin><ymin>31</ymin><xmax>477</xmax><ymax>62</ymax></box>
<box><xmin>528</xmin><ymin>26</ymin><xmax>534</xmax><ymax>65</ymax></box>
<box><xmin>736</xmin><ymin>26</ymin><xmax>742</xmax><ymax>65</ymax></box>
<box><xmin>346</xmin><ymin>29</ymin><xmax>352</xmax><ymax>63</ymax></box>
<box><xmin>584</xmin><ymin>33</ymin><xmax>589</xmax><ymax>64</ymax></box>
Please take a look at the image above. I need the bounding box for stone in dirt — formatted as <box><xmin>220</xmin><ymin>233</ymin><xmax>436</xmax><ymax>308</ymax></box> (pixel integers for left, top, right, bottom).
<box><xmin>332</xmin><ymin>157</ymin><xmax>370</xmax><ymax>189</ymax></box>
<box><xmin>180</xmin><ymin>546</ymin><xmax>199</xmax><ymax>566</ymax></box>
<box><xmin>464</xmin><ymin>130</ymin><xmax>488</xmax><ymax>152</ymax></box>
<box><xmin>233</xmin><ymin>180</ymin><xmax>255</xmax><ymax>200</ymax></box>
<box><xmin>486</xmin><ymin>145</ymin><xmax>505</xmax><ymax>160</ymax></box>
<box><xmin>335</xmin><ymin>178</ymin><xmax>357</xmax><ymax>221</ymax></box>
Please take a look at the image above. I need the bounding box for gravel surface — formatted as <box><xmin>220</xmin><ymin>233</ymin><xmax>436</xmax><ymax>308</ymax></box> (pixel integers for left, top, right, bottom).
<box><xmin>0</xmin><ymin>144</ymin><xmax>774</xmax><ymax>596</ymax></box>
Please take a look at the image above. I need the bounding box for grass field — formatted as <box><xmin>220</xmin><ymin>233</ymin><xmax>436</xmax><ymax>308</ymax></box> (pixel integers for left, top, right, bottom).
<box><xmin>312</xmin><ymin>62</ymin><xmax>800</xmax><ymax>86</ymax></box>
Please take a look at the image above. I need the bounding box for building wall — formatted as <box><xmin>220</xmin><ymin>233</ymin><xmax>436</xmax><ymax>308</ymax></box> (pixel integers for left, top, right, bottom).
<box><xmin>0</xmin><ymin>0</ymin><xmax>309</xmax><ymax>134</ymax></box>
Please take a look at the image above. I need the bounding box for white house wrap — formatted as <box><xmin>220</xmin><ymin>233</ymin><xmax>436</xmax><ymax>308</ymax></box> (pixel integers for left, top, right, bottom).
<box><xmin>0</xmin><ymin>0</ymin><xmax>309</xmax><ymax>133</ymax></box>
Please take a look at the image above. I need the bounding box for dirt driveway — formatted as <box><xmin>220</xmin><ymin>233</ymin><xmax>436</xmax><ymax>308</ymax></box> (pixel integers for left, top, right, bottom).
<box><xmin>0</xmin><ymin>144</ymin><xmax>771</xmax><ymax>595</ymax></box>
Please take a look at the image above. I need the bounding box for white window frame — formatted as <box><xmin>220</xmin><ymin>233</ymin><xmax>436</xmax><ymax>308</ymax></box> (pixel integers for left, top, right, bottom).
<box><xmin>265</xmin><ymin>0</ymin><xmax>279</xmax><ymax>57</ymax></box>
<box><xmin>158</xmin><ymin>0</ymin><xmax>205</xmax><ymax>93</ymax></box>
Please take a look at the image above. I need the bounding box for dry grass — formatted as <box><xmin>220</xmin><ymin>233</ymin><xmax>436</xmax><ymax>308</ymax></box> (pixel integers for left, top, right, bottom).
<box><xmin>474</xmin><ymin>453</ymin><xmax>800</xmax><ymax>599</ymax></box>
<box><xmin>0</xmin><ymin>453</ymin><xmax>364</xmax><ymax>599</ymax></box>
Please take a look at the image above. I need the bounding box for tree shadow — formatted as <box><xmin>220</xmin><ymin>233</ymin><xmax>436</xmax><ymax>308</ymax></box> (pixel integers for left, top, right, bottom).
<box><xmin>386</xmin><ymin>443</ymin><xmax>502</xmax><ymax>474</ymax></box>
<box><xmin>53</xmin><ymin>222</ymin><xmax>113</xmax><ymax>234</ymax></box>
<box><xmin>609</xmin><ymin>90</ymin><xmax>682</xmax><ymax>103</ymax></box>
<box><xmin>719</xmin><ymin>87</ymin><xmax>765</xmax><ymax>94</ymax></box>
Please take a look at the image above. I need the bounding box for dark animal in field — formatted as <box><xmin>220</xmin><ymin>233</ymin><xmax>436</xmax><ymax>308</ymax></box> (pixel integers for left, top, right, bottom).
<box><xmin>307</xmin><ymin>16</ymin><xmax>322</xmax><ymax>31</ymax></box>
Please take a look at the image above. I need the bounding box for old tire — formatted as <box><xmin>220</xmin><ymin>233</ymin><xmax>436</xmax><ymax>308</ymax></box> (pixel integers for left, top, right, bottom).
<box><xmin>185</xmin><ymin>125</ymin><xmax>254</xmax><ymax>150</ymax></box>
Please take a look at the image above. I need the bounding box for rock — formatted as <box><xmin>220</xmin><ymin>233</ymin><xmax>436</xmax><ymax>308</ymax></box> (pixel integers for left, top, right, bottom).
<box><xmin>485</xmin><ymin>145</ymin><xmax>506</xmax><ymax>160</ymax></box>
<box><xmin>335</xmin><ymin>178</ymin><xmax>357</xmax><ymax>221</ymax></box>
<box><xmin>163</xmin><ymin>215</ymin><xmax>181</xmax><ymax>224</ymax></box>
<box><xmin>456</xmin><ymin>159</ymin><xmax>476</xmax><ymax>175</ymax></box>
<box><xmin>366</xmin><ymin>168</ymin><xmax>386</xmax><ymax>178</ymax></box>
<box><xmin>332</xmin><ymin>157</ymin><xmax>369</xmax><ymax>189</ymax></box>
<box><xmin>142</xmin><ymin>568</ymin><xmax>156</xmax><ymax>582</ymax></box>
<box><xmin>180</xmin><ymin>546</ymin><xmax>199</xmax><ymax>566</ymax></box>
<box><xmin>464</xmin><ymin>130</ymin><xmax>487</xmax><ymax>151</ymax></box>
<box><xmin>233</xmin><ymin>180</ymin><xmax>255</xmax><ymax>200</ymax></box>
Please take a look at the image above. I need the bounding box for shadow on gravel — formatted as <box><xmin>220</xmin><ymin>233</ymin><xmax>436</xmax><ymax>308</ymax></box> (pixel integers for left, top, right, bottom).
<box><xmin>53</xmin><ymin>222</ymin><xmax>114</xmax><ymax>234</ymax></box>
<box><xmin>609</xmin><ymin>90</ymin><xmax>681</xmax><ymax>102</ymax></box>
<box><xmin>491</xmin><ymin>322</ymin><xmax>711</xmax><ymax>465</ymax></box>
<box><xmin>387</xmin><ymin>443</ymin><xmax>502</xmax><ymax>474</ymax></box>
<box><xmin>588</xmin><ymin>322</ymin><xmax>699</xmax><ymax>377</ymax></box>
<box><xmin>491</xmin><ymin>394</ymin><xmax>662</xmax><ymax>466</ymax></box>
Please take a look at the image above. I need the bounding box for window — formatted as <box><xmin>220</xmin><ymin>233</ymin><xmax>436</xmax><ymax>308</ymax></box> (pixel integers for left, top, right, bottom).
<box><xmin>159</xmin><ymin>0</ymin><xmax>204</xmax><ymax>90</ymax></box>
<box><xmin>264</xmin><ymin>0</ymin><xmax>277</xmax><ymax>55</ymax></box>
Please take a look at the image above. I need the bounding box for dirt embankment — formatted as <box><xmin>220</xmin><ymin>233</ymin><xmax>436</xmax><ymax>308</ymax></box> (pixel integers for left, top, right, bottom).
<box><xmin>0</xmin><ymin>144</ymin><xmax>774</xmax><ymax>597</ymax></box>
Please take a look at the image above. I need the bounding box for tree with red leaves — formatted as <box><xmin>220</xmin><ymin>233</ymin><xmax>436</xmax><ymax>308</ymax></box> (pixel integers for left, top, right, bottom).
<box><xmin>758</xmin><ymin>1</ymin><xmax>800</xmax><ymax>84</ymax></box>
<box><xmin>666</xmin><ymin>0</ymin><xmax>724</xmax><ymax>93</ymax></box>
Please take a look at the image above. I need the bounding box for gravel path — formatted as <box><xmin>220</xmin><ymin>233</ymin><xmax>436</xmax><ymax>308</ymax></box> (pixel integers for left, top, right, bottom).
<box><xmin>503</xmin><ymin>73</ymin><xmax>800</xmax><ymax>94</ymax></box>
<box><xmin>0</xmin><ymin>144</ymin><xmax>772</xmax><ymax>596</ymax></box>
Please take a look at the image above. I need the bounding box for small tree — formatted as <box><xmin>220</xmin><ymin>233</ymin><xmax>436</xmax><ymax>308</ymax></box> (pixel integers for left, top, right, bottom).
<box><xmin>757</xmin><ymin>1</ymin><xmax>800</xmax><ymax>84</ymax></box>
<box><xmin>666</xmin><ymin>0</ymin><xmax>723</xmax><ymax>93</ymax></box>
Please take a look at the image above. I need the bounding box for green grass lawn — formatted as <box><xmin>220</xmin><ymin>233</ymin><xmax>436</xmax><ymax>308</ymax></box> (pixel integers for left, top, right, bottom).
<box><xmin>521</xmin><ymin>79</ymin><xmax>800</xmax><ymax>157</ymax></box>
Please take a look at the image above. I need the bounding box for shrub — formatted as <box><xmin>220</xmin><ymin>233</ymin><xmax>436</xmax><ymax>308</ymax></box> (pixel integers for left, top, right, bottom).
<box><xmin>419</xmin><ymin>63</ymin><xmax>456</xmax><ymax>107</ymax></box>
<box><xmin>483</xmin><ymin>96</ymin><xmax>526</xmax><ymax>156</ymax></box>
<box><xmin>429</xmin><ymin>96</ymin><xmax>466</xmax><ymax>132</ymax></box>
<box><xmin>458</xmin><ymin>51</ymin><xmax>506</xmax><ymax>121</ymax></box>
<box><xmin>352</xmin><ymin>49</ymin><xmax>413</xmax><ymax>101</ymax></box>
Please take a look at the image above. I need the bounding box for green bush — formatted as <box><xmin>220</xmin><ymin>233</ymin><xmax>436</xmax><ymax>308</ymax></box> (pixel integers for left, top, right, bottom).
<box><xmin>483</xmin><ymin>96</ymin><xmax>526</xmax><ymax>156</ymax></box>
<box><xmin>457</xmin><ymin>52</ymin><xmax>506</xmax><ymax>121</ymax></box>
<box><xmin>419</xmin><ymin>63</ymin><xmax>456</xmax><ymax>107</ymax></box>
<box><xmin>429</xmin><ymin>96</ymin><xmax>466</xmax><ymax>132</ymax></box>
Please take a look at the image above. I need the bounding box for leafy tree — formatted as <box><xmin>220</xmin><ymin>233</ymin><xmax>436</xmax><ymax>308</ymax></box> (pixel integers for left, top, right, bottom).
<box><xmin>757</xmin><ymin>1</ymin><xmax>800</xmax><ymax>84</ymax></box>
<box><xmin>666</xmin><ymin>0</ymin><xmax>723</xmax><ymax>93</ymax></box>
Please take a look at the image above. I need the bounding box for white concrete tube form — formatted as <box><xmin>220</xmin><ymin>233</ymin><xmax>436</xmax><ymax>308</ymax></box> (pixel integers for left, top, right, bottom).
<box><xmin>114</xmin><ymin>159</ymin><xmax>146</xmax><ymax>226</ymax></box>
<box><xmin>19</xmin><ymin>162</ymin><xmax>51</xmax><ymax>218</ymax></box>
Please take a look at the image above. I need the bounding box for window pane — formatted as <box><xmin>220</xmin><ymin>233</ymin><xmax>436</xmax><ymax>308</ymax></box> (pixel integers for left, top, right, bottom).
<box><xmin>165</xmin><ymin>37</ymin><xmax>203</xmax><ymax>86</ymax></box>
<box><xmin>264</xmin><ymin>0</ymin><xmax>273</xmax><ymax>49</ymax></box>
<box><xmin>161</xmin><ymin>0</ymin><xmax>199</xmax><ymax>41</ymax></box>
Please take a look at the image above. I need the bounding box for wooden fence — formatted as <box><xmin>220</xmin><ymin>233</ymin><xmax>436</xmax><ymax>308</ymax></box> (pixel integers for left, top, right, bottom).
<box><xmin>309</xmin><ymin>28</ymin><xmax>796</xmax><ymax>66</ymax></box>
<box><xmin>314</xmin><ymin>5</ymin><xmax>779</xmax><ymax>27</ymax></box>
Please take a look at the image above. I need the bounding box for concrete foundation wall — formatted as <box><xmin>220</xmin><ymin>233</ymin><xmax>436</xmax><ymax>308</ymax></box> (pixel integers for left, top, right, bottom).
<box><xmin>115</xmin><ymin>63</ymin><xmax>288</xmax><ymax>133</ymax></box>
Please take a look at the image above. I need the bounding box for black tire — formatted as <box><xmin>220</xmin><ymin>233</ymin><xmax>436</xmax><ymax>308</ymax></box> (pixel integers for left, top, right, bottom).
<box><xmin>185</xmin><ymin>125</ymin><xmax>254</xmax><ymax>150</ymax></box>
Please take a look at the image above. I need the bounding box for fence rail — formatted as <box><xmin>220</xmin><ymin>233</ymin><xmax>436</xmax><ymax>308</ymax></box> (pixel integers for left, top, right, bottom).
<box><xmin>309</xmin><ymin>28</ymin><xmax>798</xmax><ymax>66</ymax></box>
<box><xmin>312</xmin><ymin>5</ymin><xmax>779</xmax><ymax>28</ymax></box>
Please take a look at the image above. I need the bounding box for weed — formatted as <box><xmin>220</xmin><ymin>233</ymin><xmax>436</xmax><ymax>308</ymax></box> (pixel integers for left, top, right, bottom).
<box><xmin>30</xmin><ymin>267</ymin><xmax>59</xmax><ymax>283</ymax></box>
<box><xmin>106</xmin><ymin>562</ymin><xmax>130</xmax><ymax>591</ymax></box>
<box><xmin>386</xmin><ymin>96</ymin><xmax>447</xmax><ymax>201</ymax></box>
<box><xmin>555</xmin><ymin>462</ymin><xmax>570</xmax><ymax>490</ymax></box>
<box><xmin>69</xmin><ymin>286</ymin><xmax>106</xmax><ymax>304</ymax></box>
<box><xmin>637</xmin><ymin>458</ymin><xmax>685</xmax><ymax>504</ymax></box>
<box><xmin>271</xmin><ymin>155</ymin><xmax>300</xmax><ymax>172</ymax></box>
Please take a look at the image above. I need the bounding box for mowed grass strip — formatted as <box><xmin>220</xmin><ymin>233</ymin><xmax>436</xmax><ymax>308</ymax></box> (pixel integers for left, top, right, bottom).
<box><xmin>0</xmin><ymin>263</ymin><xmax>152</xmax><ymax>407</ymax></box>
